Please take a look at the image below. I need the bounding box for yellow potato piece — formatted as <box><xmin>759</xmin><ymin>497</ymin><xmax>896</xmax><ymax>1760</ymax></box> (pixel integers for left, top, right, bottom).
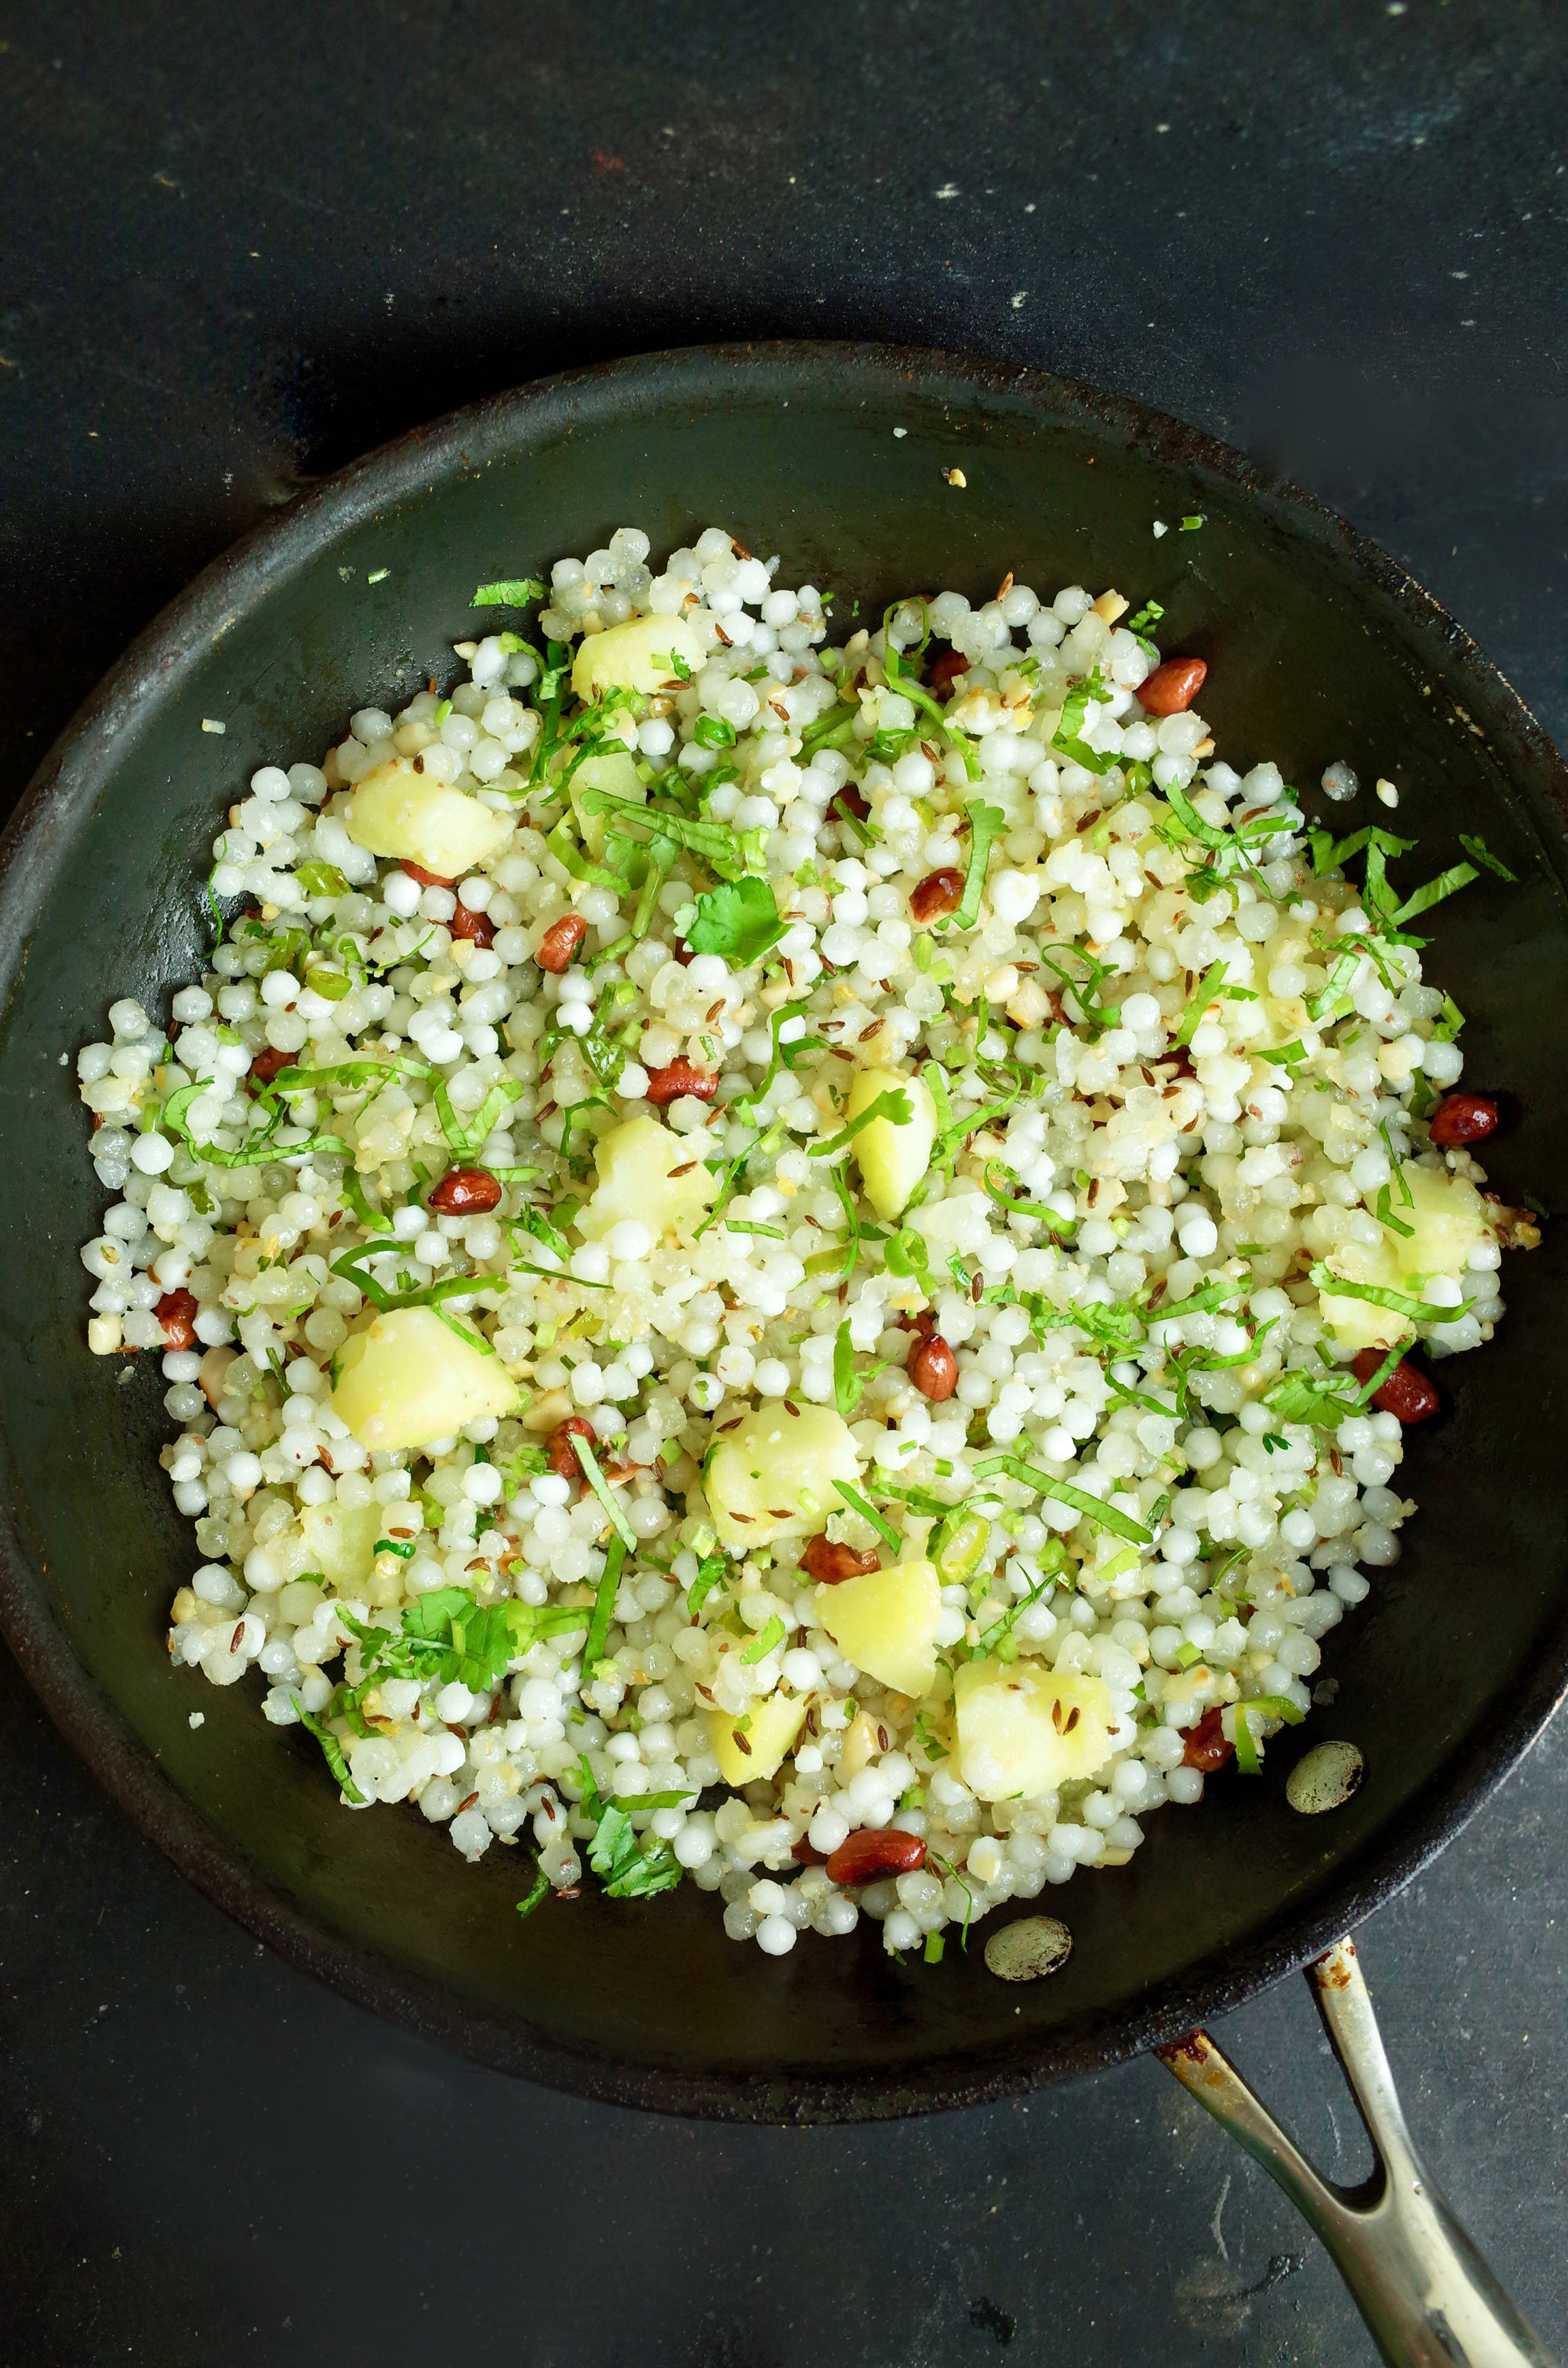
<box><xmin>1396</xmin><ymin>1159</ymin><xmax>1487</xmax><ymax>1282</ymax></box>
<box><xmin>707</xmin><ymin>1692</ymin><xmax>809</xmax><ymax>1785</ymax></box>
<box><xmin>568</xmin><ymin>748</ymin><xmax>645</xmax><ymax>857</ymax></box>
<box><xmin>848</xmin><ymin>1065</ymin><xmax>936</xmax><ymax>1221</ymax></box>
<box><xmin>815</xmin><ymin>1557</ymin><xmax>941</xmax><ymax>1698</ymax></box>
<box><xmin>1317</xmin><ymin>1237</ymin><xmax>1405</xmax><ymax>1353</ymax></box>
<box><xmin>705</xmin><ymin>1403</ymin><xmax>862</xmax><ymax>1550</ymax></box>
<box><xmin>331</xmin><ymin>1306</ymin><xmax>519</xmax><ymax>1453</ymax></box>
<box><xmin>1318</xmin><ymin>1160</ymin><xmax>1489</xmax><ymax>1351</ymax></box>
<box><xmin>577</xmin><ymin>1116</ymin><xmax>720</xmax><ymax>1243</ymax></box>
<box><xmin>298</xmin><ymin>1499</ymin><xmax>384</xmax><ymax>1593</ymax></box>
<box><xmin>953</xmin><ymin>1658</ymin><xmax>1112</xmax><ymax>1800</ymax></box>
<box><xmin>341</xmin><ymin>761</ymin><xmax>514</xmax><ymax>881</ymax></box>
<box><xmin>572</xmin><ymin>613</ymin><xmax>705</xmax><ymax>701</ymax></box>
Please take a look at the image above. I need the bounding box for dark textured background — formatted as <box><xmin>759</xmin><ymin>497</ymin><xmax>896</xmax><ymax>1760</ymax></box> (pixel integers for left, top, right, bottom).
<box><xmin>1</xmin><ymin>3</ymin><xmax>1564</xmax><ymax>2361</ymax></box>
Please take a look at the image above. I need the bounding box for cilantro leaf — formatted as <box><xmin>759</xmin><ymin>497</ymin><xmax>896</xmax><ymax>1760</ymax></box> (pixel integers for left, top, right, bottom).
<box><xmin>686</xmin><ymin>877</ymin><xmax>788</xmax><ymax>965</ymax></box>
<box><xmin>831</xmin><ymin>1480</ymin><xmax>901</xmax><ymax>1554</ymax></box>
<box><xmin>1051</xmin><ymin>670</ymin><xmax>1119</xmax><ymax>778</ymax></box>
<box><xmin>953</xmin><ymin>798</ymin><xmax>1009</xmax><ymax>929</ymax></box>
<box><xmin>292</xmin><ymin>1696</ymin><xmax>366</xmax><ymax>1803</ymax></box>
<box><xmin>1172</xmin><ymin>958</ymin><xmax>1229</xmax><ymax>1045</ymax></box>
<box><xmin>741</xmin><ymin>1614</ymin><xmax>786</xmax><ymax>1664</ymax></box>
<box><xmin>584</xmin><ymin>1794</ymin><xmax>683</xmax><ymax>1901</ymax></box>
<box><xmin>1309</xmin><ymin>1263</ymin><xmax>1470</xmax><ymax>1326</ymax></box>
<box><xmin>575</xmin><ymin>785</ymin><xmax>767</xmax><ymax>884</ymax></box>
<box><xmin>832</xmin><ymin>1319</ymin><xmax>887</xmax><ymax>1420</ymax></box>
<box><xmin>687</xmin><ymin>1553</ymin><xmax>728</xmax><ymax>1614</ymax></box>
<box><xmin>1232</xmin><ymin>1693</ymin><xmax>1305</xmax><ymax>1775</ymax></box>
<box><xmin>571</xmin><ymin>1430</ymin><xmax>638</xmax><ymax>1549</ymax></box>
<box><xmin>516</xmin><ymin>1859</ymin><xmax>550</xmax><ymax>1919</ymax></box>
<box><xmin>1457</xmin><ymin>834</ymin><xmax>1518</xmax><ymax>883</ymax></box>
<box><xmin>809</xmin><ymin>1085</ymin><xmax>913</xmax><ymax>1160</ymax></box>
<box><xmin>471</xmin><ymin>578</ymin><xmax>546</xmax><ymax>605</ymax></box>
<box><xmin>581</xmin><ymin>1535</ymin><xmax>626</xmax><ymax>1676</ymax></box>
<box><xmin>972</xmin><ymin>1455</ymin><xmax>1153</xmax><ymax>1547</ymax></box>
<box><xmin>1392</xmin><ymin>861</ymin><xmax>1479</xmax><ymax>926</ymax></box>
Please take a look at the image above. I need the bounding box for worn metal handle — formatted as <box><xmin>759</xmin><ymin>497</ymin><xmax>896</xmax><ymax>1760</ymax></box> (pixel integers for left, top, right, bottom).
<box><xmin>1159</xmin><ymin>1937</ymin><xmax>1555</xmax><ymax>2368</ymax></box>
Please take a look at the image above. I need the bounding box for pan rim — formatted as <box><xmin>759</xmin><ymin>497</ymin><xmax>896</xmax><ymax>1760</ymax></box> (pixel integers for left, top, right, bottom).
<box><xmin>2</xmin><ymin>337</ymin><xmax>1564</xmax><ymax>2122</ymax></box>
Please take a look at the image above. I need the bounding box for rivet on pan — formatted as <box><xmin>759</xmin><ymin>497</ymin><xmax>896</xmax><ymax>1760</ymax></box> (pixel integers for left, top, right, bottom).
<box><xmin>1287</xmin><ymin>1741</ymin><xmax>1367</xmax><ymax>1815</ymax></box>
<box><xmin>984</xmin><ymin>1916</ymin><xmax>1073</xmax><ymax>1983</ymax></box>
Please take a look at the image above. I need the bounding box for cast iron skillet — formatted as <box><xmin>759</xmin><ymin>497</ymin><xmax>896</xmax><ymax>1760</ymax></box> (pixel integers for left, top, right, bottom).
<box><xmin>0</xmin><ymin>343</ymin><xmax>1564</xmax><ymax>2126</ymax></box>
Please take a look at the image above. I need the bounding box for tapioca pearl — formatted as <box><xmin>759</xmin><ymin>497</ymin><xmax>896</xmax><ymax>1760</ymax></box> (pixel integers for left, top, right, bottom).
<box><xmin>1176</xmin><ymin>1211</ymin><xmax>1218</xmax><ymax>1258</ymax></box>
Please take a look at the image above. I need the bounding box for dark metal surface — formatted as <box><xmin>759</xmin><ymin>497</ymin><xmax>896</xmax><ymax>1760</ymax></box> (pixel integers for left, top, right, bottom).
<box><xmin>1</xmin><ymin>2</ymin><xmax>1564</xmax><ymax>2360</ymax></box>
<box><xmin>2</xmin><ymin>339</ymin><xmax>1565</xmax><ymax>2120</ymax></box>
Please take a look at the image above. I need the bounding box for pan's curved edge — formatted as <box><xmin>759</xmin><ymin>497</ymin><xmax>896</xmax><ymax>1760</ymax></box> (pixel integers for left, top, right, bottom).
<box><xmin>1</xmin><ymin>340</ymin><xmax>1565</xmax><ymax>2121</ymax></box>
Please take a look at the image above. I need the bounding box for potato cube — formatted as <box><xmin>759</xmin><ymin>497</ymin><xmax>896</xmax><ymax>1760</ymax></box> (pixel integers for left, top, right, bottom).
<box><xmin>342</xmin><ymin>761</ymin><xmax>514</xmax><ymax>880</ymax></box>
<box><xmin>331</xmin><ymin>1306</ymin><xmax>519</xmax><ymax>1452</ymax></box>
<box><xmin>815</xmin><ymin>1558</ymin><xmax>941</xmax><ymax>1698</ymax></box>
<box><xmin>953</xmin><ymin>1657</ymin><xmax>1112</xmax><ymax>1799</ymax></box>
<box><xmin>572</xmin><ymin>613</ymin><xmax>705</xmax><ymax>701</ymax></box>
<box><xmin>576</xmin><ymin>1116</ymin><xmax>720</xmax><ymax>1243</ymax></box>
<box><xmin>707</xmin><ymin>1692</ymin><xmax>809</xmax><ymax>1785</ymax></box>
<box><xmin>705</xmin><ymin>1404</ymin><xmax>862</xmax><ymax>1549</ymax></box>
<box><xmin>848</xmin><ymin>1065</ymin><xmax>936</xmax><ymax>1221</ymax></box>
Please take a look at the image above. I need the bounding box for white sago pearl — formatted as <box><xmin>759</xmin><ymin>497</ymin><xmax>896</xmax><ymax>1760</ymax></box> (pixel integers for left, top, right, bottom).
<box><xmin>131</xmin><ymin>1133</ymin><xmax>175</xmax><ymax>1175</ymax></box>
<box><xmin>990</xmin><ymin>868</ymin><xmax>1041</xmax><ymax>926</ymax></box>
<box><xmin>756</xmin><ymin>1915</ymin><xmax>797</xmax><ymax>1956</ymax></box>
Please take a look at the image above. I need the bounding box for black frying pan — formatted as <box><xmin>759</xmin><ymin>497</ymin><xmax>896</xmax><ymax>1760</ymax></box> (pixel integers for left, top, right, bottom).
<box><xmin>1</xmin><ymin>345</ymin><xmax>1563</xmax><ymax>2138</ymax></box>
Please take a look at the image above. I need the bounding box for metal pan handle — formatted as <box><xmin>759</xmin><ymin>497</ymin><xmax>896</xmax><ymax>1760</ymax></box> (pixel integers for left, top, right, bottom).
<box><xmin>1158</xmin><ymin>1937</ymin><xmax>1555</xmax><ymax>2368</ymax></box>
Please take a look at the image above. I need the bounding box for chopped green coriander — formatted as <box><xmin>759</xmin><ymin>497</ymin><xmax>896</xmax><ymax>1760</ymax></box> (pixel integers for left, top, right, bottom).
<box><xmin>515</xmin><ymin>1861</ymin><xmax>550</xmax><ymax>1919</ymax></box>
<box><xmin>832</xmin><ymin>1480</ymin><xmax>902</xmax><ymax>1554</ymax></box>
<box><xmin>471</xmin><ymin>578</ymin><xmax>546</xmax><ymax>605</ymax></box>
<box><xmin>686</xmin><ymin>877</ymin><xmax>787</xmax><ymax>965</ymax></box>
<box><xmin>950</xmin><ymin>798</ymin><xmax>1009</xmax><ymax>928</ymax></box>
<box><xmin>1308</xmin><ymin>1264</ymin><xmax>1471</xmax><ymax>1326</ymax></box>
<box><xmin>973</xmin><ymin>1455</ymin><xmax>1153</xmax><ymax>1547</ymax></box>
<box><xmin>809</xmin><ymin>1086</ymin><xmax>913</xmax><ymax>1160</ymax></box>
<box><xmin>740</xmin><ymin>1615</ymin><xmax>786</xmax><ymax>1664</ymax></box>
<box><xmin>570</xmin><ymin>1433</ymin><xmax>638</xmax><ymax>1550</ymax></box>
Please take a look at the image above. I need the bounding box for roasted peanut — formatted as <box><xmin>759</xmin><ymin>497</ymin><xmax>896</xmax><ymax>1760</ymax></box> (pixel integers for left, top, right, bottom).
<box><xmin>546</xmin><ymin>1415</ymin><xmax>599</xmax><ymax>1477</ymax></box>
<box><xmin>799</xmin><ymin>1533</ymin><xmax>882</xmax><ymax>1585</ymax></box>
<box><xmin>449</xmin><ymin>901</ymin><xmax>496</xmax><ymax>949</ymax></box>
<box><xmin>1182</xmin><ymin>1705</ymin><xmax>1235</xmax><ymax>1772</ymax></box>
<box><xmin>1428</xmin><ymin>1091</ymin><xmax>1499</xmax><ymax>1148</ymax></box>
<box><xmin>1351</xmin><ymin>1348</ymin><xmax>1439</xmax><ymax>1425</ymax></box>
<box><xmin>1138</xmin><ymin>656</ymin><xmax>1207</xmax><ymax>715</ymax></box>
<box><xmin>826</xmin><ymin>1829</ymin><xmax>928</xmax><ymax>1886</ymax></box>
<box><xmin>156</xmin><ymin>1288</ymin><xmax>200</xmax><ymax>1351</ymax></box>
<box><xmin>909</xmin><ymin>867</ymin><xmax>965</xmax><ymax>924</ymax></box>
<box><xmin>427</xmin><ymin>1166</ymin><xmax>503</xmax><ymax>1215</ymax></box>
<box><xmin>535</xmin><ymin>913</ymin><xmax>588</xmax><ymax>973</ymax></box>
<box><xmin>908</xmin><ymin>1332</ymin><xmax>958</xmax><ymax>1400</ymax></box>
<box><xmin>645</xmin><ymin>1059</ymin><xmax>718</xmax><ymax>1105</ymax></box>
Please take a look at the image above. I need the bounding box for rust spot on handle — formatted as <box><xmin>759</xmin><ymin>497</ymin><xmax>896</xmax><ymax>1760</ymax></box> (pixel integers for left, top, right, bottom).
<box><xmin>1313</xmin><ymin>1936</ymin><xmax>1359</xmax><ymax>1991</ymax></box>
<box><xmin>1157</xmin><ymin>2031</ymin><xmax>1214</xmax><ymax>2070</ymax></box>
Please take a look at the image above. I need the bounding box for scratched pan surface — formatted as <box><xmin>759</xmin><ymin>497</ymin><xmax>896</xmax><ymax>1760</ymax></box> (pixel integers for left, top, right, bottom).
<box><xmin>1</xmin><ymin>343</ymin><xmax>1564</xmax><ymax>2122</ymax></box>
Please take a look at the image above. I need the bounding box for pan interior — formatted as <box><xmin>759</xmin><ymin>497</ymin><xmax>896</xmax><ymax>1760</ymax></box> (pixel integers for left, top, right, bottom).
<box><xmin>1</xmin><ymin>347</ymin><xmax>1564</xmax><ymax>2115</ymax></box>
